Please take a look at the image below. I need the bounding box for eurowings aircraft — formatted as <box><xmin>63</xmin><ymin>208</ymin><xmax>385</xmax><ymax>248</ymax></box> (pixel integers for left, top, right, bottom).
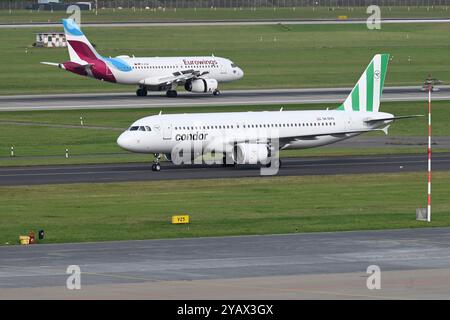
<box><xmin>42</xmin><ymin>19</ymin><xmax>244</xmax><ymax>97</ymax></box>
<box><xmin>117</xmin><ymin>54</ymin><xmax>421</xmax><ymax>171</ymax></box>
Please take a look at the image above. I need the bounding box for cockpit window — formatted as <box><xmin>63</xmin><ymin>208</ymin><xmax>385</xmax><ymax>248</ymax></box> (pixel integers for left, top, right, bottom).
<box><xmin>231</xmin><ymin>63</ymin><xmax>237</xmax><ymax>68</ymax></box>
<box><xmin>130</xmin><ymin>125</ymin><xmax>151</xmax><ymax>131</ymax></box>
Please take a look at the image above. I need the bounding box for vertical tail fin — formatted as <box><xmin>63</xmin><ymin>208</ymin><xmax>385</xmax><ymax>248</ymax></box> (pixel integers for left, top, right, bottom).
<box><xmin>337</xmin><ymin>54</ymin><xmax>389</xmax><ymax>112</ymax></box>
<box><xmin>62</xmin><ymin>19</ymin><xmax>101</xmax><ymax>63</ymax></box>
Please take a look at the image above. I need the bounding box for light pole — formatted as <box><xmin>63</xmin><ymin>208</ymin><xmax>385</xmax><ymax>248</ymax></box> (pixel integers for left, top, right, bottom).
<box><xmin>422</xmin><ymin>75</ymin><xmax>442</xmax><ymax>222</ymax></box>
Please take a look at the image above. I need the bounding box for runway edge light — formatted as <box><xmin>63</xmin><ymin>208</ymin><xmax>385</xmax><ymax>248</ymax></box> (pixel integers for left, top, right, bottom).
<box><xmin>172</xmin><ymin>215</ymin><xmax>190</xmax><ymax>224</ymax></box>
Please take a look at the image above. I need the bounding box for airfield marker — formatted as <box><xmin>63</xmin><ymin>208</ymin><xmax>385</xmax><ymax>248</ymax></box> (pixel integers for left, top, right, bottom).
<box><xmin>423</xmin><ymin>75</ymin><xmax>442</xmax><ymax>222</ymax></box>
<box><xmin>427</xmin><ymin>87</ymin><xmax>432</xmax><ymax>222</ymax></box>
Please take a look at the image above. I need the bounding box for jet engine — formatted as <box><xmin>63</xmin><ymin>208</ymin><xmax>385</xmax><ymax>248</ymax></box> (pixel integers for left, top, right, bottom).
<box><xmin>185</xmin><ymin>79</ymin><xmax>218</xmax><ymax>93</ymax></box>
<box><xmin>234</xmin><ymin>143</ymin><xmax>270</xmax><ymax>165</ymax></box>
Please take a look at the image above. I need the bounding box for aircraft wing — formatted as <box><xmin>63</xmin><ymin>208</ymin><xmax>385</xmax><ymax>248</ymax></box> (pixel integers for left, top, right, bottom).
<box><xmin>224</xmin><ymin>127</ymin><xmax>391</xmax><ymax>147</ymax></box>
<box><xmin>138</xmin><ymin>69</ymin><xmax>208</xmax><ymax>86</ymax></box>
<box><xmin>279</xmin><ymin>128</ymin><xmax>390</xmax><ymax>145</ymax></box>
<box><xmin>364</xmin><ymin>115</ymin><xmax>424</xmax><ymax>123</ymax></box>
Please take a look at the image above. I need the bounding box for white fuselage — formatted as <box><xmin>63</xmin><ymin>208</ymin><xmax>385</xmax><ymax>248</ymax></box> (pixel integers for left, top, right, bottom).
<box><xmin>117</xmin><ymin>110</ymin><xmax>393</xmax><ymax>155</ymax></box>
<box><xmin>106</xmin><ymin>56</ymin><xmax>244</xmax><ymax>87</ymax></box>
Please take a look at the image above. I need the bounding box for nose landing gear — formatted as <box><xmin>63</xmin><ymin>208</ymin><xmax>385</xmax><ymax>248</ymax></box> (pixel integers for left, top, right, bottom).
<box><xmin>152</xmin><ymin>153</ymin><xmax>161</xmax><ymax>171</ymax></box>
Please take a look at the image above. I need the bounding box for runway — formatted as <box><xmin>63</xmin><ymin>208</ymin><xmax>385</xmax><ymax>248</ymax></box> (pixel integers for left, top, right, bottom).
<box><xmin>1</xmin><ymin>18</ymin><xmax>450</xmax><ymax>28</ymax></box>
<box><xmin>1</xmin><ymin>228</ymin><xmax>450</xmax><ymax>299</ymax></box>
<box><xmin>1</xmin><ymin>153</ymin><xmax>449</xmax><ymax>186</ymax></box>
<box><xmin>1</xmin><ymin>86</ymin><xmax>450</xmax><ymax>111</ymax></box>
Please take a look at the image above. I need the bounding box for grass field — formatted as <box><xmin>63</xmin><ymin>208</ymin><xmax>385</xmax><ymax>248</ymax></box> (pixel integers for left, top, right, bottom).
<box><xmin>0</xmin><ymin>100</ymin><xmax>448</xmax><ymax>166</ymax></box>
<box><xmin>1</xmin><ymin>22</ymin><xmax>450</xmax><ymax>94</ymax></box>
<box><xmin>1</xmin><ymin>7</ymin><xmax>449</xmax><ymax>24</ymax></box>
<box><xmin>1</xmin><ymin>171</ymin><xmax>449</xmax><ymax>244</ymax></box>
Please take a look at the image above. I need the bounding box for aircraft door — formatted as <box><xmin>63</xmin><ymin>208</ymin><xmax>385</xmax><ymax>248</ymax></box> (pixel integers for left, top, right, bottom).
<box><xmin>162</xmin><ymin>123</ymin><xmax>172</xmax><ymax>140</ymax></box>
<box><xmin>345</xmin><ymin>114</ymin><xmax>352</xmax><ymax>131</ymax></box>
<box><xmin>220</xmin><ymin>62</ymin><xmax>227</xmax><ymax>75</ymax></box>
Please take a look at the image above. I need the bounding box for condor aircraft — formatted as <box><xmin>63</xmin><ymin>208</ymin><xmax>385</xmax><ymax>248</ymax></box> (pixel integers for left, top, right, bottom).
<box><xmin>117</xmin><ymin>54</ymin><xmax>420</xmax><ymax>171</ymax></box>
<box><xmin>42</xmin><ymin>19</ymin><xmax>244</xmax><ymax>97</ymax></box>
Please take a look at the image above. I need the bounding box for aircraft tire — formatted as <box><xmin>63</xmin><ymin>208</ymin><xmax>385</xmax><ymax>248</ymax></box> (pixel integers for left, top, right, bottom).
<box><xmin>265</xmin><ymin>159</ymin><xmax>282</xmax><ymax>168</ymax></box>
<box><xmin>166</xmin><ymin>90</ymin><xmax>178</xmax><ymax>98</ymax></box>
<box><xmin>136</xmin><ymin>88</ymin><xmax>148</xmax><ymax>97</ymax></box>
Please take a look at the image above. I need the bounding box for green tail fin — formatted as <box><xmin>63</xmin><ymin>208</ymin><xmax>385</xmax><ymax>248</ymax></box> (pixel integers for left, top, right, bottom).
<box><xmin>337</xmin><ymin>54</ymin><xmax>389</xmax><ymax>112</ymax></box>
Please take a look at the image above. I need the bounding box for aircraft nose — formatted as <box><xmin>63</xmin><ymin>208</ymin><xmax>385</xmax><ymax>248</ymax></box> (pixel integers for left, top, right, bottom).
<box><xmin>117</xmin><ymin>132</ymin><xmax>132</xmax><ymax>151</ymax></box>
<box><xmin>238</xmin><ymin>68</ymin><xmax>244</xmax><ymax>79</ymax></box>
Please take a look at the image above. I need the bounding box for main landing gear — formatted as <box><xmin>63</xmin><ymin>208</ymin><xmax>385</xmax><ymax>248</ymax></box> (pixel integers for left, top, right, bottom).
<box><xmin>213</xmin><ymin>89</ymin><xmax>220</xmax><ymax>96</ymax></box>
<box><xmin>222</xmin><ymin>153</ymin><xmax>236</xmax><ymax>167</ymax></box>
<box><xmin>265</xmin><ymin>159</ymin><xmax>282</xmax><ymax>168</ymax></box>
<box><xmin>152</xmin><ymin>153</ymin><xmax>161</xmax><ymax>171</ymax></box>
<box><xmin>166</xmin><ymin>90</ymin><xmax>178</xmax><ymax>98</ymax></box>
<box><xmin>136</xmin><ymin>87</ymin><xmax>147</xmax><ymax>97</ymax></box>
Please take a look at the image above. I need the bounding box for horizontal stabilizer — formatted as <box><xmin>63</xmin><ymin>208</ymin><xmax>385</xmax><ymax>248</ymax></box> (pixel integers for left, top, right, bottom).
<box><xmin>74</xmin><ymin>63</ymin><xmax>93</xmax><ymax>70</ymax></box>
<box><xmin>40</xmin><ymin>62</ymin><xmax>60</xmax><ymax>67</ymax></box>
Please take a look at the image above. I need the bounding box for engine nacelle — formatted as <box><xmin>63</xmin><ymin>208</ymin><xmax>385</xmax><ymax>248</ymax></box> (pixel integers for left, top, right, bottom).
<box><xmin>185</xmin><ymin>79</ymin><xmax>218</xmax><ymax>93</ymax></box>
<box><xmin>234</xmin><ymin>143</ymin><xmax>269</xmax><ymax>165</ymax></box>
